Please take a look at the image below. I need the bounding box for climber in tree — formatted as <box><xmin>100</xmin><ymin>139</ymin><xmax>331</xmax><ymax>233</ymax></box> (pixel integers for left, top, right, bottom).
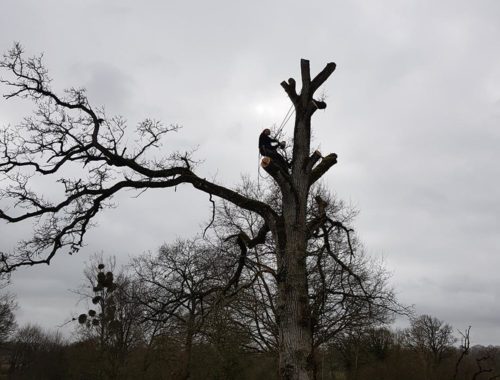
<box><xmin>258</xmin><ymin>128</ymin><xmax>288</xmax><ymax>169</ymax></box>
<box><xmin>259</xmin><ymin>128</ymin><xmax>282</xmax><ymax>156</ymax></box>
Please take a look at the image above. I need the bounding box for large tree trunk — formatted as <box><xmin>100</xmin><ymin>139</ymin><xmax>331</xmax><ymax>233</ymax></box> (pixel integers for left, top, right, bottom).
<box><xmin>276</xmin><ymin>230</ymin><xmax>313</xmax><ymax>379</ymax></box>
<box><xmin>278</xmin><ymin>143</ymin><xmax>313</xmax><ymax>379</ymax></box>
<box><xmin>276</xmin><ymin>137</ymin><xmax>314</xmax><ymax>379</ymax></box>
<box><xmin>271</xmin><ymin>59</ymin><xmax>337</xmax><ymax>380</ymax></box>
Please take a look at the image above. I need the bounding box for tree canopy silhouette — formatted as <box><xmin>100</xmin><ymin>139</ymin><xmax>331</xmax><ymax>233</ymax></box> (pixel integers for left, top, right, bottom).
<box><xmin>0</xmin><ymin>43</ymin><xmax>359</xmax><ymax>379</ymax></box>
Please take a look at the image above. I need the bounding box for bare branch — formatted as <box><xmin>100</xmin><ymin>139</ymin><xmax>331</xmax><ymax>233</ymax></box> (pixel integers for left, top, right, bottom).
<box><xmin>203</xmin><ymin>193</ymin><xmax>216</xmax><ymax>238</ymax></box>
<box><xmin>0</xmin><ymin>44</ymin><xmax>282</xmax><ymax>272</ymax></box>
<box><xmin>224</xmin><ymin>223</ymin><xmax>270</xmax><ymax>291</ymax></box>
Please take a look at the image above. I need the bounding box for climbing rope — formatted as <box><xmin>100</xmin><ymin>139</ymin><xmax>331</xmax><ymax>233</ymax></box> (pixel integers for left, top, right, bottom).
<box><xmin>275</xmin><ymin>103</ymin><xmax>295</xmax><ymax>138</ymax></box>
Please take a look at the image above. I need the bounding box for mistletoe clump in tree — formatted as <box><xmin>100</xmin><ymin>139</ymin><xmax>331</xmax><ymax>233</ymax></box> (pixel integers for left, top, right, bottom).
<box><xmin>77</xmin><ymin>263</ymin><xmax>119</xmax><ymax>335</ymax></box>
<box><xmin>76</xmin><ymin>262</ymin><xmax>143</xmax><ymax>379</ymax></box>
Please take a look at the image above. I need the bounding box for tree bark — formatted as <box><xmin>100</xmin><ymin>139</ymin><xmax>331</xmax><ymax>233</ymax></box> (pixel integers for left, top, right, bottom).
<box><xmin>276</xmin><ymin>228</ymin><xmax>313</xmax><ymax>379</ymax></box>
<box><xmin>271</xmin><ymin>59</ymin><xmax>336</xmax><ymax>380</ymax></box>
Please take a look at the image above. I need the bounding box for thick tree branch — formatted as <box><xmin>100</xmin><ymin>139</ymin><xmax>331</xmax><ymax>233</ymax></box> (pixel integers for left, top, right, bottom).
<box><xmin>185</xmin><ymin>174</ymin><xmax>277</xmax><ymax>222</ymax></box>
<box><xmin>0</xmin><ymin>170</ymin><xmax>277</xmax><ymax>272</ymax></box>
<box><xmin>309</xmin><ymin>153</ymin><xmax>337</xmax><ymax>186</ymax></box>
<box><xmin>0</xmin><ymin>45</ymin><xmax>285</xmax><ymax>273</ymax></box>
<box><xmin>311</xmin><ymin>62</ymin><xmax>336</xmax><ymax>94</ymax></box>
<box><xmin>261</xmin><ymin>157</ymin><xmax>300</xmax><ymax>206</ymax></box>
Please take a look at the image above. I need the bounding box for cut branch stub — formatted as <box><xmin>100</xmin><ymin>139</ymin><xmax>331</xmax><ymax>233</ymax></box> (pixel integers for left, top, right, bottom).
<box><xmin>260</xmin><ymin>156</ymin><xmax>296</xmax><ymax>198</ymax></box>
<box><xmin>309</xmin><ymin>153</ymin><xmax>338</xmax><ymax>186</ymax></box>
<box><xmin>306</xmin><ymin>150</ymin><xmax>322</xmax><ymax>173</ymax></box>
<box><xmin>280</xmin><ymin>79</ymin><xmax>299</xmax><ymax>105</ymax></box>
<box><xmin>261</xmin><ymin>156</ymin><xmax>271</xmax><ymax>168</ymax></box>
<box><xmin>312</xmin><ymin>100</ymin><xmax>327</xmax><ymax>110</ymax></box>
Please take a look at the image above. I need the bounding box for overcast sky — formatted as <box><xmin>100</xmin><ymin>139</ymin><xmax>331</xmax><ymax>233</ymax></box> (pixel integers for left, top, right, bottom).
<box><xmin>1</xmin><ymin>0</ymin><xmax>499</xmax><ymax>345</ymax></box>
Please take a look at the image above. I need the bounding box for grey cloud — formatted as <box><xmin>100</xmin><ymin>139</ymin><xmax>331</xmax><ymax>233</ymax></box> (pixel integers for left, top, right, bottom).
<box><xmin>1</xmin><ymin>0</ymin><xmax>500</xmax><ymax>344</ymax></box>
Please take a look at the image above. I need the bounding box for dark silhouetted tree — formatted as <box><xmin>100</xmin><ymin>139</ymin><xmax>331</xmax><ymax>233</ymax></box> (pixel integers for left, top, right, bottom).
<box><xmin>212</xmin><ymin>183</ymin><xmax>405</xmax><ymax>370</ymax></box>
<box><xmin>404</xmin><ymin>314</ymin><xmax>456</xmax><ymax>379</ymax></box>
<box><xmin>131</xmin><ymin>239</ymin><xmax>231</xmax><ymax>380</ymax></box>
<box><xmin>8</xmin><ymin>324</ymin><xmax>66</xmax><ymax>379</ymax></box>
<box><xmin>0</xmin><ymin>43</ymin><xmax>352</xmax><ymax>379</ymax></box>
<box><xmin>76</xmin><ymin>259</ymin><xmax>143</xmax><ymax>380</ymax></box>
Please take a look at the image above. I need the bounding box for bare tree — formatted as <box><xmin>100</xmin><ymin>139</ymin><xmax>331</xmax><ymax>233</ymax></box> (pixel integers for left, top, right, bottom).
<box><xmin>405</xmin><ymin>314</ymin><xmax>457</xmax><ymax>379</ymax></box>
<box><xmin>452</xmin><ymin>327</ymin><xmax>500</xmax><ymax>380</ymax></box>
<box><xmin>75</xmin><ymin>258</ymin><xmax>144</xmax><ymax>380</ymax></box>
<box><xmin>0</xmin><ymin>43</ymin><xmax>345</xmax><ymax>378</ymax></box>
<box><xmin>209</xmin><ymin>182</ymin><xmax>406</xmax><ymax>379</ymax></box>
<box><xmin>214</xmin><ymin>181</ymin><xmax>407</xmax><ymax>378</ymax></box>
<box><xmin>8</xmin><ymin>324</ymin><xmax>66</xmax><ymax>379</ymax></box>
<box><xmin>131</xmin><ymin>239</ymin><xmax>232</xmax><ymax>379</ymax></box>
<box><xmin>453</xmin><ymin>326</ymin><xmax>471</xmax><ymax>380</ymax></box>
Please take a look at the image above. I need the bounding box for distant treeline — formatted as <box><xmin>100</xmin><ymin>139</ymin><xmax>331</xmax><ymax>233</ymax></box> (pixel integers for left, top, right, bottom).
<box><xmin>0</xmin><ymin>322</ymin><xmax>498</xmax><ymax>380</ymax></box>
